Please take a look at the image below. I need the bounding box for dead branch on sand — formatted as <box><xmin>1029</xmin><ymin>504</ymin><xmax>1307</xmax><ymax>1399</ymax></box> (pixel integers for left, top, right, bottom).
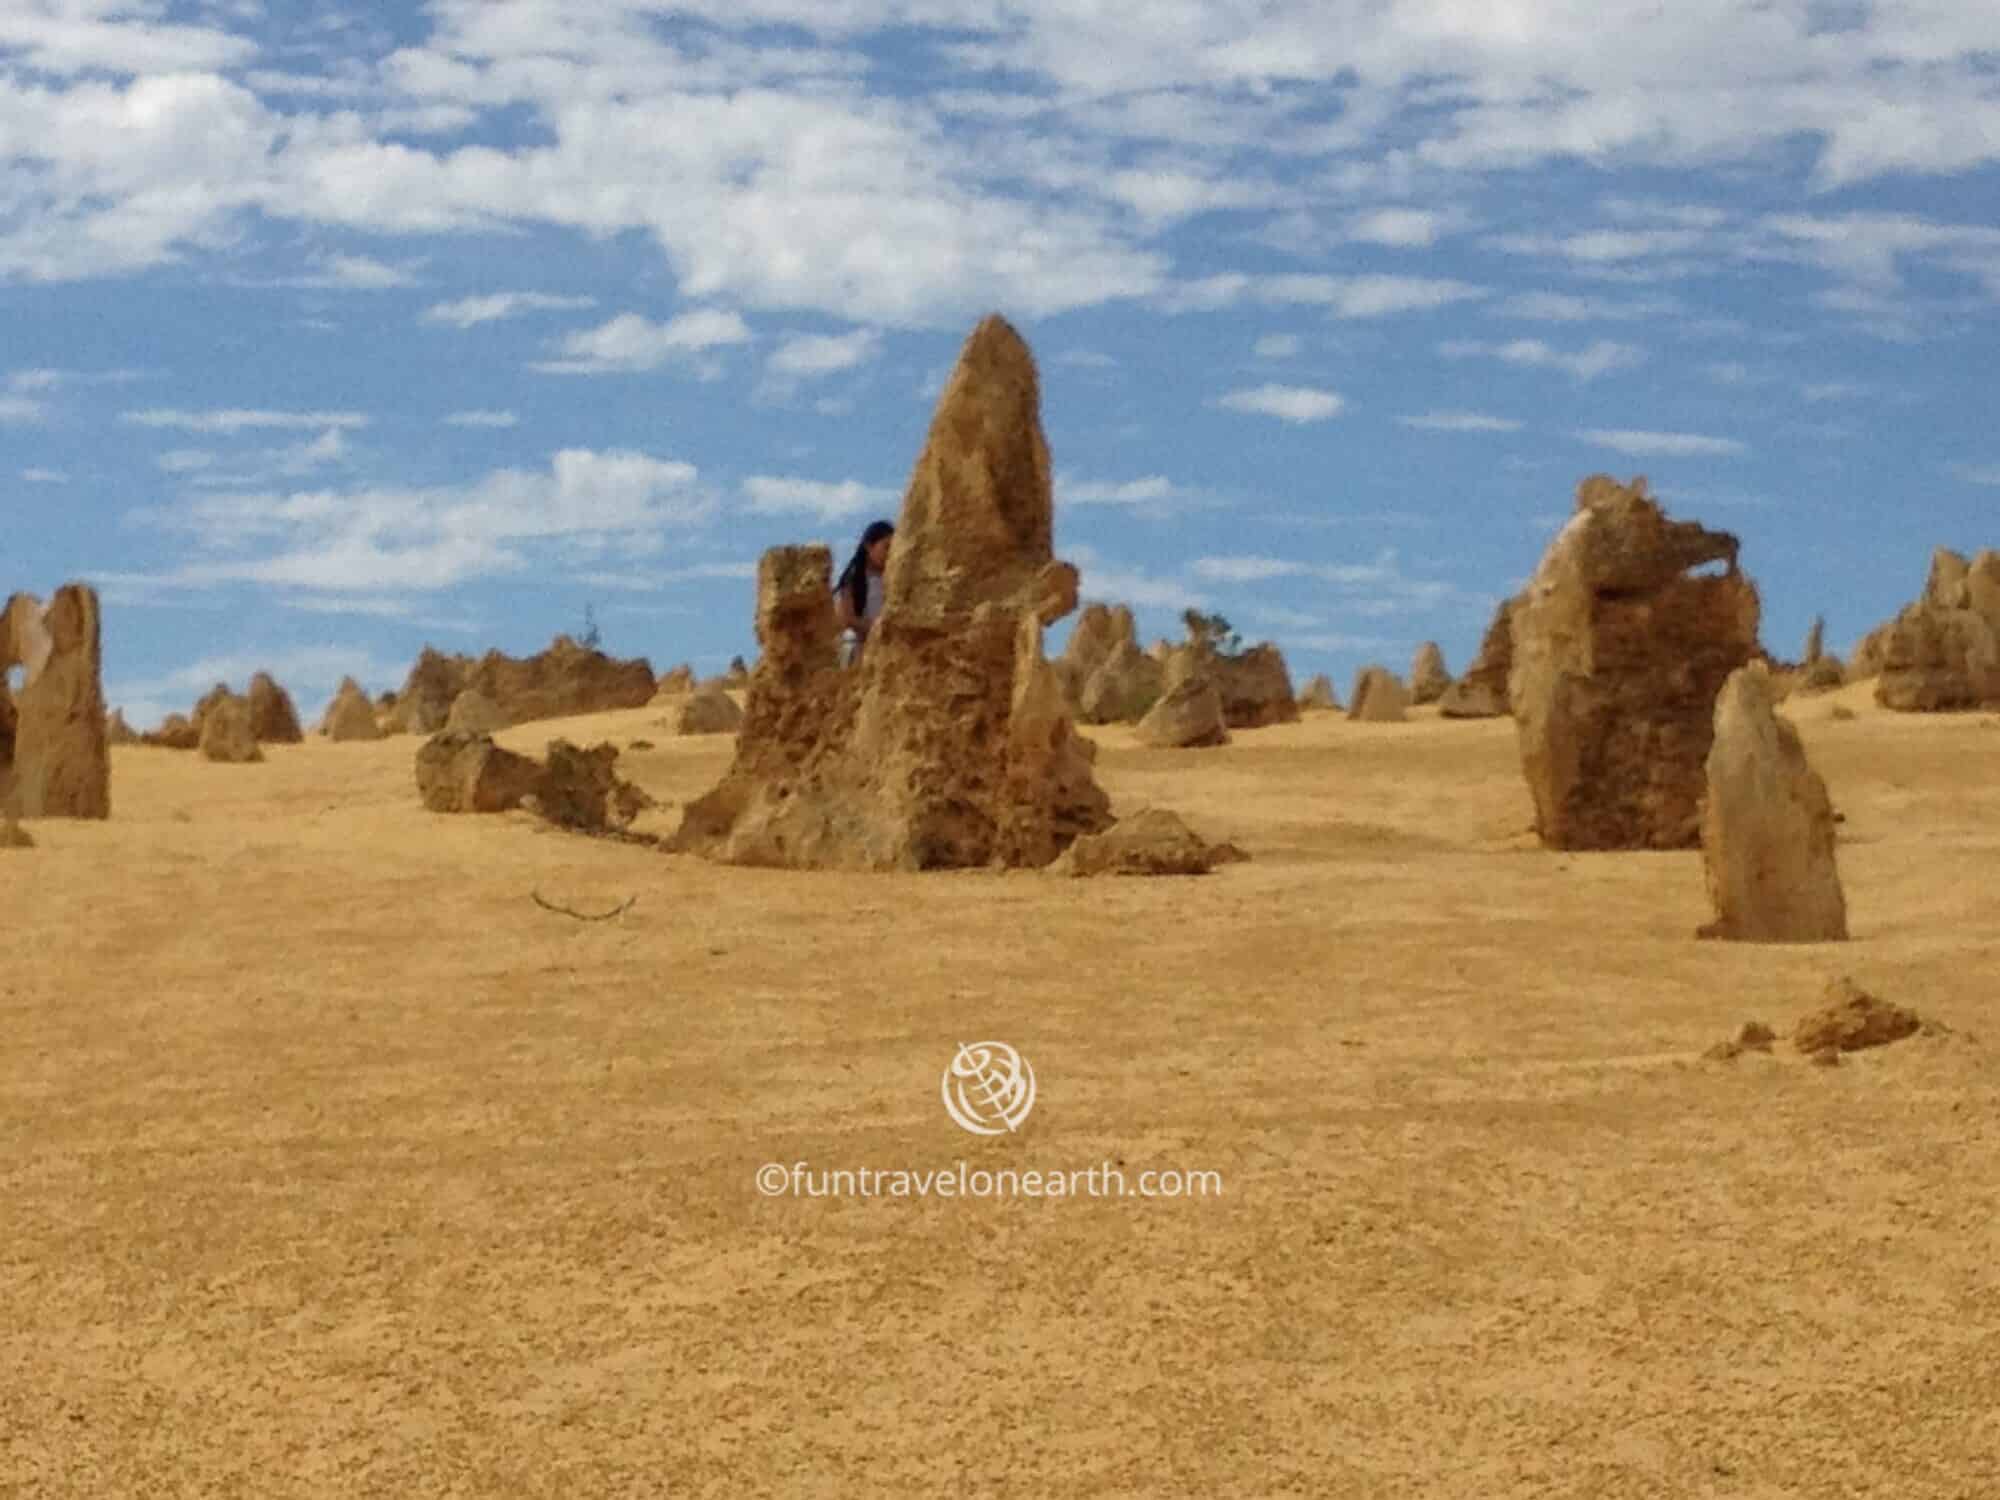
<box><xmin>531</xmin><ymin>890</ymin><xmax>637</xmax><ymax>922</ymax></box>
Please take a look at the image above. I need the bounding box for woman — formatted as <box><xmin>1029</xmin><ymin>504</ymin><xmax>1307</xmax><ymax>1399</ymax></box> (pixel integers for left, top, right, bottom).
<box><xmin>833</xmin><ymin>519</ymin><xmax>893</xmax><ymax>664</ymax></box>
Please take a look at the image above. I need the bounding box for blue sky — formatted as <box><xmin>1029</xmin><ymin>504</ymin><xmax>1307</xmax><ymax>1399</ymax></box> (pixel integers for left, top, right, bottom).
<box><xmin>6</xmin><ymin>1</ymin><xmax>1999</xmax><ymax>728</ymax></box>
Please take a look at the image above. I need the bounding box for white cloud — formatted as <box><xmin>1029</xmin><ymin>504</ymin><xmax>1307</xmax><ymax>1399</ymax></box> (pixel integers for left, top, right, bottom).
<box><xmin>5</xmin><ymin>4</ymin><xmax>2000</xmax><ymax>328</ymax></box>
<box><xmin>443</xmin><ymin>410</ymin><xmax>518</xmax><ymax>428</ymax></box>
<box><xmin>1164</xmin><ymin>273</ymin><xmax>1484</xmax><ymax>319</ymax></box>
<box><xmin>1347</xmin><ymin>208</ymin><xmax>1450</xmax><ymax>247</ymax></box>
<box><xmin>1191</xmin><ymin>556</ymin><xmax>1306</xmax><ymax>583</ymax></box>
<box><xmin>1438</xmin><ymin>339</ymin><xmax>1644</xmax><ymax>381</ymax></box>
<box><xmin>1287</xmin><ymin>633</ymin><xmax>1398</xmax><ymax>653</ymax></box>
<box><xmin>20</xmin><ymin>467</ymin><xmax>68</xmax><ymax>483</ymax></box>
<box><xmin>280</xmin><ymin>427</ymin><xmax>350</xmax><ymax>473</ymax></box>
<box><xmin>275</xmin><ymin>597</ymin><xmax>432</xmax><ymax>621</ymax></box>
<box><xmin>422</xmin><ymin>292</ymin><xmax>598</xmax><ymax>329</ymax></box>
<box><xmin>1329</xmin><ymin>274</ymin><xmax>1487</xmax><ymax>318</ymax></box>
<box><xmin>8</xmin><ymin>366</ymin><xmax>144</xmax><ymax>394</ymax></box>
<box><xmin>1492</xmin><ymin>228</ymin><xmax>1717</xmax><ymax>267</ymax></box>
<box><xmin>147</xmin><ymin>425</ymin><xmax>350</xmax><ymax>489</ymax></box>
<box><xmin>0</xmin><ymin>395</ymin><xmax>45</xmax><ymax>424</ymax></box>
<box><xmin>1055</xmin><ymin>350</ymin><xmax>1117</xmax><ymax>369</ymax></box>
<box><xmin>1247</xmin><ymin>604</ymin><xmax>1322</xmax><ymax>629</ymax></box>
<box><xmin>1188</xmin><ymin>549</ymin><xmax>1488</xmax><ymax>616</ymax></box>
<box><xmin>1763</xmin><ymin>214</ymin><xmax>2000</xmax><ymax>286</ymax></box>
<box><xmin>128</xmin><ymin>448</ymin><xmax>716</xmax><ymax>595</ymax></box>
<box><xmin>742</xmin><ymin>475</ymin><xmax>892</xmax><ymax>520</ymax></box>
<box><xmin>294</xmin><ymin>254</ymin><xmax>421</xmax><ymax>290</ymax></box>
<box><xmin>1103</xmin><ymin>164</ymin><xmax>1278</xmax><ymax>228</ymax></box>
<box><xmin>1703</xmin><ymin>361</ymin><xmax>1764</xmax><ymax>387</ymax></box>
<box><xmin>1601</xmin><ymin>199</ymin><xmax>1729</xmax><ymax>230</ymax></box>
<box><xmin>534</xmin><ymin>310</ymin><xmax>753</xmax><ymax>374</ymax></box>
<box><xmin>1157</xmin><ymin>274</ymin><xmax>1253</xmax><ymax>314</ymax></box>
<box><xmin>0</xmin><ymin>71</ymin><xmax>281</xmax><ymax>282</ymax></box>
<box><xmin>1756</xmin><ymin>212</ymin><xmax>2000</xmax><ymax>331</ymax></box>
<box><xmin>1399</xmin><ymin>411</ymin><xmax>1523</xmax><ymax>433</ymax></box>
<box><xmin>662</xmin><ymin>561</ymin><xmax>756</xmax><ymax>582</ymax></box>
<box><xmin>1489</xmin><ymin>291</ymin><xmax>1665</xmax><ymax>322</ymax></box>
<box><xmin>1575</xmin><ymin>429</ymin><xmax>1749</xmax><ymax>457</ymax></box>
<box><xmin>124</xmin><ymin>409</ymin><xmax>371</xmax><ymax>434</ymax></box>
<box><xmin>1214</xmin><ymin>385</ymin><xmax>1345</xmax><ymax>423</ymax></box>
<box><xmin>1058</xmin><ymin>476</ymin><xmax>1182</xmax><ymax>512</ymax></box>
<box><xmin>1067</xmin><ymin>544</ymin><xmax>1210</xmax><ymax>612</ymax></box>
<box><xmin>570</xmin><ymin>559</ymin><xmax>754</xmax><ymax>591</ymax></box>
<box><xmin>1945</xmin><ymin>462</ymin><xmax>2000</xmax><ymax>487</ymax></box>
<box><xmin>0</xmin><ymin>4</ymin><xmax>257</xmax><ymax>77</ymax></box>
<box><xmin>1253</xmin><ymin>334</ymin><xmax>1301</xmax><ymax>359</ymax></box>
<box><xmin>766</xmin><ymin>329</ymin><xmax>882</xmax><ymax>380</ymax></box>
<box><xmin>313</xmin><ymin>36</ymin><xmax>1172</xmax><ymax>327</ymax></box>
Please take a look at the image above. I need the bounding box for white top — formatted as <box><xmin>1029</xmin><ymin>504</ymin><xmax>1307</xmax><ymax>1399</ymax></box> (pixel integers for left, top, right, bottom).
<box><xmin>860</xmin><ymin>570</ymin><xmax>886</xmax><ymax>626</ymax></box>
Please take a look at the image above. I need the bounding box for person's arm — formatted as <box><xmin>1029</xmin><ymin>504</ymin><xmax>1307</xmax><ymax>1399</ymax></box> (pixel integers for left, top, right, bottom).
<box><xmin>833</xmin><ymin>586</ymin><xmax>857</xmax><ymax>634</ymax></box>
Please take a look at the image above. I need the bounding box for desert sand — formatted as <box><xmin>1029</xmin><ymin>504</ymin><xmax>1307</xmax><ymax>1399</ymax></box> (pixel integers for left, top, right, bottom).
<box><xmin>6</xmin><ymin>677</ymin><xmax>1998</xmax><ymax>1496</ymax></box>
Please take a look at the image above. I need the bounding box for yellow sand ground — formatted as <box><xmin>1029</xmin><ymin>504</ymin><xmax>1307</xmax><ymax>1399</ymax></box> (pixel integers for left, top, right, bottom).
<box><xmin>5</xmin><ymin>679</ymin><xmax>1997</xmax><ymax>1497</ymax></box>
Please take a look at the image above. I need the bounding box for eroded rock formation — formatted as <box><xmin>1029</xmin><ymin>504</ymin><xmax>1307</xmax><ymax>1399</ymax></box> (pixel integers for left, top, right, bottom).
<box><xmin>1439</xmin><ymin>596</ymin><xmax>1517</xmax><ymax>719</ymax></box>
<box><xmin>415</xmin><ymin>732</ymin><xmax>652</xmax><ymax>829</ymax></box>
<box><xmin>1348</xmin><ymin>666</ymin><xmax>1410</xmax><ymax>723</ymax></box>
<box><xmin>1511</xmin><ymin>475</ymin><xmax>1760</xmax><ymax>850</ymax></box>
<box><xmin>247</xmin><ymin>672</ymin><xmax>304</xmax><ymax>743</ymax></box>
<box><xmin>1697</xmin><ymin>662</ymin><xmax>1847</xmax><ymax>942</ymax></box>
<box><xmin>392</xmin><ymin>638</ymin><xmax>656</xmax><ymax>734</ymax></box>
<box><xmin>1135</xmin><ymin>674</ymin><xmax>1230</xmax><ymax>748</ymax></box>
<box><xmin>1409</xmin><ymin>642</ymin><xmax>1451</xmax><ymax>705</ymax></box>
<box><xmin>322</xmin><ymin>677</ymin><xmax>385</xmax><ymax>741</ymax></box>
<box><xmin>198</xmin><ymin>694</ymin><xmax>264</xmax><ymax>764</ymax></box>
<box><xmin>666</xmin><ymin>316</ymin><xmax>1111</xmax><ymax>870</ymax></box>
<box><xmin>1296</xmin><ymin>674</ymin><xmax>1339</xmax><ymax>711</ymax></box>
<box><xmin>0</xmin><ymin>584</ymin><xmax>109</xmax><ymax>818</ymax></box>
<box><xmin>1163</xmin><ymin>640</ymin><xmax>1297</xmax><ymax>728</ymax></box>
<box><xmin>1058</xmin><ymin>604</ymin><xmax>1164</xmax><ymax>724</ymax></box>
<box><xmin>1871</xmin><ymin>548</ymin><xmax>2000</xmax><ymax>711</ymax></box>
<box><xmin>675</xmin><ymin>684</ymin><xmax>744</xmax><ymax>735</ymax></box>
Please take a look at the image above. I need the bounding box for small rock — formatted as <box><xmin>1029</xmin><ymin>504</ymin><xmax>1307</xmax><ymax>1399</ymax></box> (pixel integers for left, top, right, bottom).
<box><xmin>675</xmin><ymin>685</ymin><xmax>743</xmax><ymax>735</ymax></box>
<box><xmin>1049</xmin><ymin>807</ymin><xmax>1242</xmax><ymax>877</ymax></box>
<box><xmin>1793</xmin><ymin>977</ymin><xmax>1922</xmax><ymax>1054</ymax></box>
<box><xmin>1736</xmin><ymin>1020</ymin><xmax>1777</xmax><ymax>1049</ymax></box>
<box><xmin>1702</xmin><ymin>1019</ymin><xmax>1777</xmax><ymax>1061</ymax></box>
<box><xmin>1704</xmin><ymin>1024</ymin><xmax>1784</xmax><ymax>1072</ymax></box>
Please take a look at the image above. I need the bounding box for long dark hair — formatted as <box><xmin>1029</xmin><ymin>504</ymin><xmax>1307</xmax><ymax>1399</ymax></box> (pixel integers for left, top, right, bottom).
<box><xmin>836</xmin><ymin>519</ymin><xmax>895</xmax><ymax>618</ymax></box>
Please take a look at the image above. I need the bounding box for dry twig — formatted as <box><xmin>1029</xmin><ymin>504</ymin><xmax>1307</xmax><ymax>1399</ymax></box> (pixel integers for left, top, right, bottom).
<box><xmin>531</xmin><ymin>890</ymin><xmax>637</xmax><ymax>921</ymax></box>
